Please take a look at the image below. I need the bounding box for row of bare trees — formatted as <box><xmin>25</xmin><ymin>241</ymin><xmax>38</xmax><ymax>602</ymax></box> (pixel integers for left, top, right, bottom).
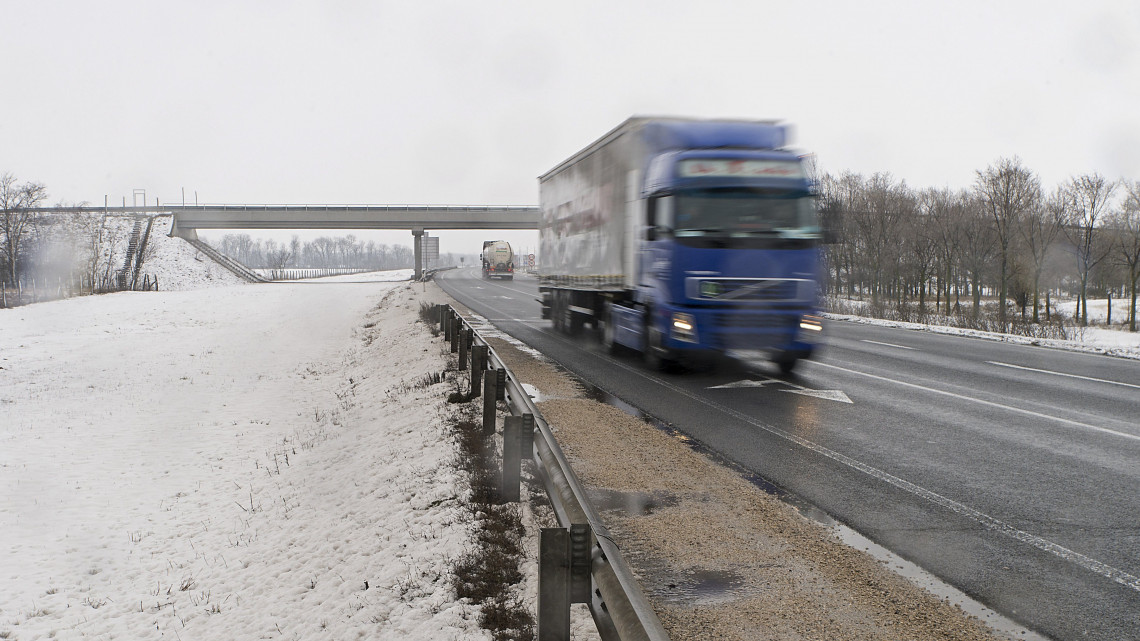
<box><xmin>819</xmin><ymin>158</ymin><xmax>1140</xmax><ymax>331</ymax></box>
<box><xmin>214</xmin><ymin>233</ymin><xmax>459</xmax><ymax>272</ymax></box>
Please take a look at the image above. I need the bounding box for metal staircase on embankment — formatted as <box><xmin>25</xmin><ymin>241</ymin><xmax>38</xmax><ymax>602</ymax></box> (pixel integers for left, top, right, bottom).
<box><xmin>117</xmin><ymin>216</ymin><xmax>161</xmax><ymax>290</ymax></box>
<box><xmin>183</xmin><ymin>238</ymin><xmax>271</xmax><ymax>283</ymax></box>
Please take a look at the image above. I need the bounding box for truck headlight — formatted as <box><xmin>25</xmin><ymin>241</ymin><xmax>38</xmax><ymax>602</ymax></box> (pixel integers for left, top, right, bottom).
<box><xmin>799</xmin><ymin>314</ymin><xmax>823</xmax><ymax>340</ymax></box>
<box><xmin>671</xmin><ymin>312</ymin><xmax>698</xmax><ymax>343</ymax></box>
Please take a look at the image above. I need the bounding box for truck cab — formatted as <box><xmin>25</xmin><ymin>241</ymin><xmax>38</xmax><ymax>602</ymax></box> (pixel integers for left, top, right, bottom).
<box><xmin>635</xmin><ymin>125</ymin><xmax>823</xmax><ymax>371</ymax></box>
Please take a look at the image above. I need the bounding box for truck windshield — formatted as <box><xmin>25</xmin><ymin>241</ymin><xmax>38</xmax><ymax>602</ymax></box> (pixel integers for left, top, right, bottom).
<box><xmin>673</xmin><ymin>188</ymin><xmax>819</xmax><ymax>238</ymax></box>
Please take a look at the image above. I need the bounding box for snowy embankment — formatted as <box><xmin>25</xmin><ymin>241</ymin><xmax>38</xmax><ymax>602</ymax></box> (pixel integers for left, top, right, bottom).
<box><xmin>0</xmin><ymin>272</ymin><xmax>489</xmax><ymax>639</ymax></box>
<box><xmin>825</xmin><ymin>298</ymin><xmax>1140</xmax><ymax>360</ymax></box>
<box><xmin>132</xmin><ymin>217</ymin><xmax>251</xmax><ymax>291</ymax></box>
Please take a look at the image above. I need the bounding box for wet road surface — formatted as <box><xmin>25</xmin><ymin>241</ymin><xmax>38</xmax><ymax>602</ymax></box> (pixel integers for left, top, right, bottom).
<box><xmin>436</xmin><ymin>268</ymin><xmax>1140</xmax><ymax>641</ymax></box>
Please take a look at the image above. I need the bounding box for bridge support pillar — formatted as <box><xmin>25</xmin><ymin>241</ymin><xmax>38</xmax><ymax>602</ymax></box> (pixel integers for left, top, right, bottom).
<box><xmin>412</xmin><ymin>227</ymin><xmax>424</xmax><ymax>280</ymax></box>
<box><xmin>168</xmin><ymin>214</ymin><xmax>199</xmax><ymax>240</ymax></box>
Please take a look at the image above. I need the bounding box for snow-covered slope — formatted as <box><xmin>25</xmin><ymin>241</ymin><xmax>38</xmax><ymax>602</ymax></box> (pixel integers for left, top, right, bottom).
<box><xmin>136</xmin><ymin>216</ymin><xmax>250</xmax><ymax>290</ymax></box>
<box><xmin>0</xmin><ymin>274</ymin><xmax>490</xmax><ymax>640</ymax></box>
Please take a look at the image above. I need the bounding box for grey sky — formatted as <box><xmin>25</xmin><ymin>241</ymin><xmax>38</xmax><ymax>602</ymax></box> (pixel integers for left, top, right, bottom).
<box><xmin>3</xmin><ymin>0</ymin><xmax>1137</xmax><ymax>255</ymax></box>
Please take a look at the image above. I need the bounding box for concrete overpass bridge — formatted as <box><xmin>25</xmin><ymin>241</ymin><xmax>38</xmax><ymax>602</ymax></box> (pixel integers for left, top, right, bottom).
<box><xmin>29</xmin><ymin>204</ymin><xmax>540</xmax><ymax>279</ymax></box>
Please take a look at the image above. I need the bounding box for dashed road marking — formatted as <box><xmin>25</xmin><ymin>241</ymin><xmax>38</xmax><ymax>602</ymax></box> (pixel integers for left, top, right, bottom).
<box><xmin>813</xmin><ymin>361</ymin><xmax>1140</xmax><ymax>443</ymax></box>
<box><xmin>861</xmin><ymin>339</ymin><xmax>915</xmax><ymax>350</ymax></box>
<box><xmin>987</xmin><ymin>361</ymin><xmax>1140</xmax><ymax>390</ymax></box>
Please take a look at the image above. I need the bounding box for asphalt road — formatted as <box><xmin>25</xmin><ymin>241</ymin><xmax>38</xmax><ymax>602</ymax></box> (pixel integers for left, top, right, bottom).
<box><xmin>436</xmin><ymin>268</ymin><xmax>1140</xmax><ymax>641</ymax></box>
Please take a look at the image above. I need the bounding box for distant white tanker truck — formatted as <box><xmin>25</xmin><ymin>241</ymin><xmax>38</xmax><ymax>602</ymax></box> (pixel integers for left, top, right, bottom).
<box><xmin>481</xmin><ymin>240</ymin><xmax>514</xmax><ymax>280</ymax></box>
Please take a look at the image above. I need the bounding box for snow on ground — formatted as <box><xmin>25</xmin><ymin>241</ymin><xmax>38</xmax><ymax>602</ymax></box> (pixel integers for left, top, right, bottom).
<box><xmin>0</xmin><ymin>272</ymin><xmax>490</xmax><ymax>640</ymax></box>
<box><xmin>825</xmin><ymin>298</ymin><xmax>1140</xmax><ymax>360</ymax></box>
<box><xmin>141</xmin><ymin>217</ymin><xmax>249</xmax><ymax>290</ymax></box>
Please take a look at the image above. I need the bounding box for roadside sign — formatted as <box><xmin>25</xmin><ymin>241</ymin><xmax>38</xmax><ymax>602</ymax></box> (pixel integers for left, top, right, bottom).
<box><xmin>423</xmin><ymin>236</ymin><xmax>439</xmax><ymax>260</ymax></box>
<box><xmin>528</xmin><ymin>253</ymin><xmax>535</xmax><ymax>267</ymax></box>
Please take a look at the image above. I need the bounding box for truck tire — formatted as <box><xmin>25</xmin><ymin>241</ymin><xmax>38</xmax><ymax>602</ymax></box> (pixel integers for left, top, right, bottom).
<box><xmin>602</xmin><ymin>301</ymin><xmax>620</xmax><ymax>354</ymax></box>
<box><xmin>563</xmin><ymin>297</ymin><xmax>580</xmax><ymax>336</ymax></box>
<box><xmin>553</xmin><ymin>290</ymin><xmax>578</xmax><ymax>335</ymax></box>
<box><xmin>551</xmin><ymin>293</ymin><xmax>565</xmax><ymax>332</ymax></box>
<box><xmin>776</xmin><ymin>358</ymin><xmax>798</xmax><ymax>374</ymax></box>
<box><xmin>643</xmin><ymin>313</ymin><xmax>677</xmax><ymax>372</ymax></box>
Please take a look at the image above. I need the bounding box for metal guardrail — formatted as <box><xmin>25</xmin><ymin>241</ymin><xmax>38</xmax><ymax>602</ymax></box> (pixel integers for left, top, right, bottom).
<box><xmin>419</xmin><ymin>266</ymin><xmax>457</xmax><ymax>282</ymax></box>
<box><xmin>437</xmin><ymin>304</ymin><xmax>670</xmax><ymax>641</ymax></box>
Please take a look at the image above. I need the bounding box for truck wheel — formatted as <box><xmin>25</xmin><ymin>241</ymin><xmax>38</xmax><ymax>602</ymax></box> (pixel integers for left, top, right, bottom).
<box><xmin>602</xmin><ymin>301</ymin><xmax>620</xmax><ymax>354</ymax></box>
<box><xmin>568</xmin><ymin>305</ymin><xmax>583</xmax><ymax>335</ymax></box>
<box><xmin>643</xmin><ymin>319</ymin><xmax>677</xmax><ymax>372</ymax></box>
<box><xmin>553</xmin><ymin>291</ymin><xmax>575</xmax><ymax>335</ymax></box>
<box><xmin>776</xmin><ymin>358</ymin><xmax>798</xmax><ymax>374</ymax></box>
<box><xmin>562</xmin><ymin>299</ymin><xmax>578</xmax><ymax>336</ymax></box>
<box><xmin>551</xmin><ymin>293</ymin><xmax>565</xmax><ymax>332</ymax></box>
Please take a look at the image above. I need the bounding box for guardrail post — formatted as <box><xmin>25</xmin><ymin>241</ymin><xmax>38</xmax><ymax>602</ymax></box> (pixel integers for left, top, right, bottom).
<box><xmin>539</xmin><ymin>528</ymin><xmax>572</xmax><ymax>641</ymax></box>
<box><xmin>443</xmin><ymin>308</ymin><xmax>453</xmax><ymax>342</ymax></box>
<box><xmin>437</xmin><ymin>304</ymin><xmax>445</xmax><ymax>333</ymax></box>
<box><xmin>458</xmin><ymin>328</ymin><xmax>469</xmax><ymax>371</ymax></box>
<box><xmin>470</xmin><ymin>345</ymin><xmax>486</xmax><ymax>398</ymax></box>
<box><xmin>495</xmin><ymin>368</ymin><xmax>506</xmax><ymax>402</ymax></box>
<box><xmin>450</xmin><ymin>312</ymin><xmax>459</xmax><ymax>353</ymax></box>
<box><xmin>483</xmin><ymin>368</ymin><xmax>497</xmax><ymax>435</ymax></box>
<box><xmin>570</xmin><ymin>524</ymin><xmax>592</xmax><ymax>604</ymax></box>
<box><xmin>521</xmin><ymin>413</ymin><xmax>535</xmax><ymax>457</ymax></box>
<box><xmin>502</xmin><ymin>416</ymin><xmax>521</xmax><ymax>502</ymax></box>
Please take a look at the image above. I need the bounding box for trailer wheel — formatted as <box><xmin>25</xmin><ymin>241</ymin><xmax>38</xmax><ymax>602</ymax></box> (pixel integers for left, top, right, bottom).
<box><xmin>552</xmin><ymin>290</ymin><xmax>579</xmax><ymax>335</ymax></box>
<box><xmin>562</xmin><ymin>292</ymin><xmax>582</xmax><ymax>336</ymax></box>
<box><xmin>551</xmin><ymin>292</ymin><xmax>565</xmax><ymax>332</ymax></box>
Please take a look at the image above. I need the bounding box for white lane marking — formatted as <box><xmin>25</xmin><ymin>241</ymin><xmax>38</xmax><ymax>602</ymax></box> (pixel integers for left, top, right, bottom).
<box><xmin>709</xmin><ymin>377</ymin><xmax>853</xmax><ymax>403</ymax></box>
<box><xmin>811</xmin><ymin>361</ymin><xmax>1140</xmax><ymax>443</ymax></box>
<box><xmin>709</xmin><ymin>379</ymin><xmax>776</xmax><ymax>389</ymax></box>
<box><xmin>444</xmin><ymin>275</ymin><xmax>1140</xmax><ymax>593</ymax></box>
<box><xmin>861</xmin><ymin>339</ymin><xmax>915</xmax><ymax>350</ymax></box>
<box><xmin>987</xmin><ymin>361</ymin><xmax>1140</xmax><ymax>390</ymax></box>
<box><xmin>781</xmin><ymin>389</ymin><xmax>853</xmax><ymax>403</ymax></box>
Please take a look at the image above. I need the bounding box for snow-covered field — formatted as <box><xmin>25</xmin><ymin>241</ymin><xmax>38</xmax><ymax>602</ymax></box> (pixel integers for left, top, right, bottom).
<box><xmin>826</xmin><ymin>299</ymin><xmax>1140</xmax><ymax>360</ymax></box>
<box><xmin>0</xmin><ymin>271</ymin><xmax>496</xmax><ymax>640</ymax></box>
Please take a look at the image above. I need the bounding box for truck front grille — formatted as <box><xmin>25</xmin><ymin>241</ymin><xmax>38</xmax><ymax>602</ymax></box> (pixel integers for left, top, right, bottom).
<box><xmin>712</xmin><ymin>313</ymin><xmax>798</xmax><ymax>329</ymax></box>
<box><xmin>687</xmin><ymin>278</ymin><xmax>808</xmax><ymax>302</ymax></box>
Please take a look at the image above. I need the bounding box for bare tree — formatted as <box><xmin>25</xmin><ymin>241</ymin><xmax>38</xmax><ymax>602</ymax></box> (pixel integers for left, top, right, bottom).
<box><xmin>1113</xmin><ymin>180</ymin><xmax>1140</xmax><ymax>331</ymax></box>
<box><xmin>974</xmin><ymin>157</ymin><xmax>1040</xmax><ymax>329</ymax></box>
<box><xmin>1019</xmin><ymin>186</ymin><xmax>1067</xmax><ymax>323</ymax></box>
<box><xmin>919</xmin><ymin>187</ymin><xmax>968</xmax><ymax>314</ymax></box>
<box><xmin>903</xmin><ymin>198</ymin><xmax>938</xmax><ymax>314</ymax></box>
<box><xmin>264</xmin><ymin>239</ymin><xmax>293</xmax><ymax>269</ymax></box>
<box><xmin>1064</xmin><ymin>173</ymin><xmax>1118</xmax><ymax>326</ymax></box>
<box><xmin>957</xmin><ymin>193</ymin><xmax>997</xmax><ymax>315</ymax></box>
<box><xmin>850</xmin><ymin>173</ymin><xmax>911</xmax><ymax>307</ymax></box>
<box><xmin>0</xmin><ymin>172</ymin><xmax>49</xmax><ymax>284</ymax></box>
<box><xmin>819</xmin><ymin>172</ymin><xmax>864</xmax><ymax>298</ymax></box>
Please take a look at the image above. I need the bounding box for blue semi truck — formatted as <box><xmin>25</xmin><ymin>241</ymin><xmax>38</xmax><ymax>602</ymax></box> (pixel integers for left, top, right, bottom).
<box><xmin>538</xmin><ymin>116</ymin><xmax>823</xmax><ymax>372</ymax></box>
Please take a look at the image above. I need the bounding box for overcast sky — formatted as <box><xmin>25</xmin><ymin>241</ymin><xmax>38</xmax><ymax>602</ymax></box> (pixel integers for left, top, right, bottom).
<box><xmin>3</xmin><ymin>0</ymin><xmax>1138</xmax><ymax>254</ymax></box>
